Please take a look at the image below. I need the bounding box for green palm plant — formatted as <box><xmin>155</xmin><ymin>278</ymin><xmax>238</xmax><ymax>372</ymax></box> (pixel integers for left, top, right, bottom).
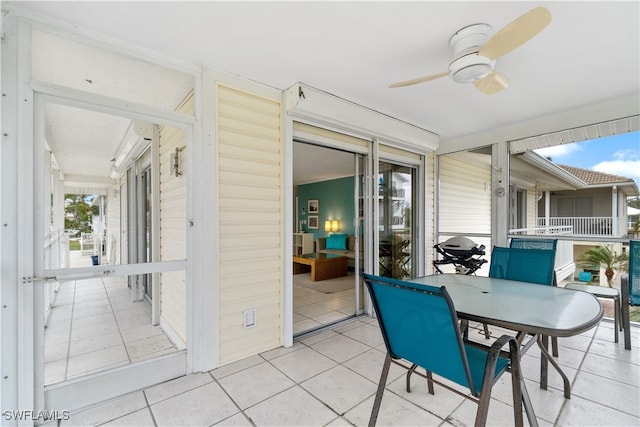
<box><xmin>576</xmin><ymin>245</ymin><xmax>629</xmax><ymax>287</ymax></box>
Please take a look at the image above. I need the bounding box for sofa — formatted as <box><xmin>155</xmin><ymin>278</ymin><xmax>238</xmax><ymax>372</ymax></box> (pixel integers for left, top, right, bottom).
<box><xmin>316</xmin><ymin>234</ymin><xmax>357</xmax><ymax>268</ymax></box>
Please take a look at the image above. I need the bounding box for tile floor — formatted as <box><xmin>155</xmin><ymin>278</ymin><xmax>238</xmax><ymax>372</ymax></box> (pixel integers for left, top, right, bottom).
<box><xmin>293</xmin><ymin>272</ymin><xmax>358</xmax><ymax>335</ymax></box>
<box><xmin>55</xmin><ymin>315</ymin><xmax>639</xmax><ymax>426</ymax></box>
<box><xmin>44</xmin><ymin>253</ymin><xmax>179</xmax><ymax>385</ymax></box>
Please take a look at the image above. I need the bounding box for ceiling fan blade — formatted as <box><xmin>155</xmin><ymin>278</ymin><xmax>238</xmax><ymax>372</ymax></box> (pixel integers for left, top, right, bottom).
<box><xmin>389</xmin><ymin>71</ymin><xmax>449</xmax><ymax>88</ymax></box>
<box><xmin>474</xmin><ymin>70</ymin><xmax>509</xmax><ymax>95</ymax></box>
<box><xmin>478</xmin><ymin>6</ymin><xmax>551</xmax><ymax>60</ymax></box>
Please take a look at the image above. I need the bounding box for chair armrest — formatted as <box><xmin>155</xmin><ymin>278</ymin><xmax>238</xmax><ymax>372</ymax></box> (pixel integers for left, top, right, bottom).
<box><xmin>316</xmin><ymin>237</ymin><xmax>327</xmax><ymax>251</ymax></box>
<box><xmin>483</xmin><ymin>334</ymin><xmax>521</xmax><ymax>383</ymax></box>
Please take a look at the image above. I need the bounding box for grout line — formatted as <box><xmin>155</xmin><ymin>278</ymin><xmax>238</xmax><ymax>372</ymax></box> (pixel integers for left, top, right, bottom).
<box><xmin>208</xmin><ymin>371</ymin><xmax>257</xmax><ymax>427</ymax></box>
<box><xmin>102</xmin><ymin>277</ymin><xmax>133</xmax><ymax>363</ymax></box>
<box><xmin>142</xmin><ymin>390</ymin><xmax>158</xmax><ymax>427</ymax></box>
<box><xmin>62</xmin><ymin>280</ymin><xmax>78</xmax><ymax>382</ymax></box>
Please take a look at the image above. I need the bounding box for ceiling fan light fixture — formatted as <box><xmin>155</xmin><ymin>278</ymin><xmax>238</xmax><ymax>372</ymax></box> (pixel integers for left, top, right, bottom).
<box><xmin>449</xmin><ymin>54</ymin><xmax>493</xmax><ymax>83</ymax></box>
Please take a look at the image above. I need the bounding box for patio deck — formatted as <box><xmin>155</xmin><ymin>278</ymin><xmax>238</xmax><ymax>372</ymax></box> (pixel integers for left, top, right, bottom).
<box><xmin>53</xmin><ymin>315</ymin><xmax>639</xmax><ymax>426</ymax></box>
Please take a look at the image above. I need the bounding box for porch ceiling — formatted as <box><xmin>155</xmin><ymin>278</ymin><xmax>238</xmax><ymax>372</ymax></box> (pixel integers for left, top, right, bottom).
<box><xmin>31</xmin><ymin>29</ymin><xmax>194</xmax><ymax>194</ymax></box>
<box><xmin>9</xmin><ymin>2</ymin><xmax>639</xmax><ymax>192</ymax></box>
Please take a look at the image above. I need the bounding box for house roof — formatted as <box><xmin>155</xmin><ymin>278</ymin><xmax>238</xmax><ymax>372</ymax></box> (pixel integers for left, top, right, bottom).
<box><xmin>558</xmin><ymin>165</ymin><xmax>636</xmax><ymax>186</ymax></box>
<box><xmin>516</xmin><ymin>152</ymin><xmax>639</xmax><ymax>196</ymax></box>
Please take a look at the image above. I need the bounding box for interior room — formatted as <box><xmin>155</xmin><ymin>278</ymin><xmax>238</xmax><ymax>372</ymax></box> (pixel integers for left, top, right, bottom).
<box><xmin>292</xmin><ymin>142</ymin><xmax>360</xmax><ymax>335</ymax></box>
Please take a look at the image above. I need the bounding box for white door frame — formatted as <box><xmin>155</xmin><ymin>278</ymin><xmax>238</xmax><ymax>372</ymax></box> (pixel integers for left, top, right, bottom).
<box><xmin>29</xmin><ymin>89</ymin><xmax>195</xmax><ymax>414</ymax></box>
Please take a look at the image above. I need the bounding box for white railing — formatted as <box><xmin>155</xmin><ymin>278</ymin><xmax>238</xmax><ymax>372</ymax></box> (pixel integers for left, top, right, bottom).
<box><xmin>537</xmin><ymin>217</ymin><xmax>613</xmax><ymax>237</ymax></box>
<box><xmin>80</xmin><ymin>232</ymin><xmax>95</xmax><ymax>255</ymax></box>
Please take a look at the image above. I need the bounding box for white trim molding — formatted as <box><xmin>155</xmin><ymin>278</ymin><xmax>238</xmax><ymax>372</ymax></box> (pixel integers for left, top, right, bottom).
<box><xmin>285</xmin><ymin>83</ymin><xmax>439</xmax><ymax>154</ymax></box>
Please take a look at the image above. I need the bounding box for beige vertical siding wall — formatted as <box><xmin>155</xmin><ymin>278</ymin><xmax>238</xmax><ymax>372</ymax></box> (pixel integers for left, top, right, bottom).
<box><xmin>217</xmin><ymin>84</ymin><xmax>282</xmax><ymax>365</ymax></box>
<box><xmin>438</xmin><ymin>154</ymin><xmax>491</xmax><ymax>234</ymax></box>
<box><xmin>158</xmin><ymin>95</ymin><xmax>192</xmax><ymax>343</ymax></box>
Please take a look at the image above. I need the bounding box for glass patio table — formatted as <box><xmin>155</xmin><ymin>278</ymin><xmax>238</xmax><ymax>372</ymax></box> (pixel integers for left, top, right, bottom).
<box><xmin>407</xmin><ymin>274</ymin><xmax>603</xmax><ymax>401</ymax></box>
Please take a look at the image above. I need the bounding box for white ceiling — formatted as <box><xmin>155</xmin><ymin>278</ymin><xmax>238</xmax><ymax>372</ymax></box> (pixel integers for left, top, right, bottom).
<box><xmin>9</xmin><ymin>1</ymin><xmax>640</xmax><ymax>188</ymax></box>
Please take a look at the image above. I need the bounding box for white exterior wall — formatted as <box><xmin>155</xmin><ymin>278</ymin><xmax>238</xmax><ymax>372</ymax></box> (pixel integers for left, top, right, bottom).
<box><xmin>217</xmin><ymin>84</ymin><xmax>283</xmax><ymax>365</ymax></box>
<box><xmin>158</xmin><ymin>96</ymin><xmax>192</xmax><ymax>343</ymax></box>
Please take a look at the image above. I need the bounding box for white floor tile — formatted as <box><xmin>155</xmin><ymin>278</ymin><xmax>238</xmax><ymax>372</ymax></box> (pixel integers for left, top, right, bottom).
<box><xmin>150</xmin><ymin>382</ymin><xmax>239</xmax><ymax>427</ymax></box>
<box><xmin>66</xmin><ymin>345</ymin><xmax>129</xmax><ymax>379</ymax></box>
<box><xmin>580</xmin><ymin>352</ymin><xmax>640</xmax><ymax>387</ymax></box>
<box><xmin>301</xmin><ymin>365</ymin><xmax>376</xmax><ymax>414</ymax></box>
<box><xmin>144</xmin><ymin>372</ymin><xmax>214</xmax><ymax>405</ymax></box>
<box><xmin>217</xmin><ymin>362</ymin><xmax>295</xmax><ymax>409</ymax></box>
<box><xmin>62</xmin><ymin>392</ymin><xmax>147</xmax><ymax>426</ymax></box>
<box><xmin>344</xmin><ymin>391</ymin><xmax>443</xmax><ymax>427</ymax></box>
<box><xmin>557</xmin><ymin>394</ymin><xmax>640</xmax><ymax>426</ymax></box>
<box><xmin>100</xmin><ymin>408</ymin><xmax>155</xmax><ymax>426</ymax></box>
<box><xmin>572</xmin><ymin>370</ymin><xmax>640</xmax><ymax>417</ymax></box>
<box><xmin>341</xmin><ymin>323</ymin><xmax>385</xmax><ymax>348</ymax></box>
<box><xmin>125</xmin><ymin>333</ymin><xmax>176</xmax><ymax>360</ymax></box>
<box><xmin>309</xmin><ymin>334</ymin><xmax>370</xmax><ymax>363</ymax></box>
<box><xmin>270</xmin><ymin>346</ymin><xmax>337</xmax><ymax>383</ymax></box>
<box><xmin>244</xmin><ymin>386</ymin><xmax>337</xmax><ymax>426</ymax></box>
<box><xmin>69</xmin><ymin>331</ymin><xmax>123</xmax><ymax>358</ymax></box>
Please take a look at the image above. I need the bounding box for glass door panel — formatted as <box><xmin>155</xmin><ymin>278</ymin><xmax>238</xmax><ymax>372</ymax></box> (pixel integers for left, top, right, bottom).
<box><xmin>378</xmin><ymin>161</ymin><xmax>415</xmax><ymax>279</ymax></box>
<box><xmin>37</xmin><ymin>98</ymin><xmax>188</xmax><ymax>412</ymax></box>
<box><xmin>292</xmin><ymin>142</ymin><xmax>364</xmax><ymax>335</ymax></box>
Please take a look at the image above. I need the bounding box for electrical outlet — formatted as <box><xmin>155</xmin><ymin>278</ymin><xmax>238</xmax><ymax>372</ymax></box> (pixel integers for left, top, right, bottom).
<box><xmin>243</xmin><ymin>309</ymin><xmax>257</xmax><ymax>329</ymax></box>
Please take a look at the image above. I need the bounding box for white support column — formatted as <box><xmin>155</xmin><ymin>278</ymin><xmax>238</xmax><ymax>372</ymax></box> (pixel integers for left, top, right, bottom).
<box><xmin>151</xmin><ymin>124</ymin><xmax>161</xmax><ymax>326</ymax></box>
<box><xmin>1</xmin><ymin>13</ymin><xmax>21</xmax><ymax>418</ymax></box>
<box><xmin>51</xmin><ymin>170</ymin><xmax>62</xmax><ymax>269</ymax></box>
<box><xmin>545</xmin><ymin>190</ymin><xmax>551</xmax><ymax>227</ymax></box>
<box><xmin>611</xmin><ymin>186</ymin><xmax>619</xmax><ymax>237</ymax></box>
<box><xmin>491</xmin><ymin>141</ymin><xmax>510</xmax><ymax>247</ymax></box>
<box><xmin>189</xmin><ymin>68</ymin><xmax>218</xmax><ymax>372</ymax></box>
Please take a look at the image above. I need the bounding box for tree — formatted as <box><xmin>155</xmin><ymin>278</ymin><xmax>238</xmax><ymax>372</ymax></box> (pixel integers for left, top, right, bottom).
<box><xmin>576</xmin><ymin>245</ymin><xmax>628</xmax><ymax>287</ymax></box>
<box><xmin>64</xmin><ymin>194</ymin><xmax>96</xmax><ymax>234</ymax></box>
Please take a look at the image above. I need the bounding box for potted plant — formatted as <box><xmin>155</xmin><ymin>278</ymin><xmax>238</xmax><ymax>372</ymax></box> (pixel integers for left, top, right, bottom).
<box><xmin>576</xmin><ymin>244</ymin><xmax>629</xmax><ymax>287</ymax></box>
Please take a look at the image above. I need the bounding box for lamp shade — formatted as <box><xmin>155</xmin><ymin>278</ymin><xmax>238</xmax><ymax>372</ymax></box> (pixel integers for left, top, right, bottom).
<box><xmin>331</xmin><ymin>220</ymin><xmax>339</xmax><ymax>232</ymax></box>
<box><xmin>324</xmin><ymin>220</ymin><xmax>331</xmax><ymax>232</ymax></box>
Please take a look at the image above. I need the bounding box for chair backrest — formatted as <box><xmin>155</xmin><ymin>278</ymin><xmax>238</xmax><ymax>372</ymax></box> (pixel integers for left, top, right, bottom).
<box><xmin>489</xmin><ymin>246</ymin><xmax>556</xmax><ymax>286</ymax></box>
<box><xmin>509</xmin><ymin>238</ymin><xmax>557</xmax><ymax>252</ymax></box>
<box><xmin>630</xmin><ymin>240</ymin><xmax>640</xmax><ymax>305</ymax></box>
<box><xmin>362</xmin><ymin>273</ymin><xmax>479</xmax><ymax>395</ymax></box>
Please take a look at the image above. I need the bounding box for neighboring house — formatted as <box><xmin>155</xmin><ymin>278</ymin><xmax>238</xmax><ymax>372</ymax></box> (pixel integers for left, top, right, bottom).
<box><xmin>436</xmin><ymin>150</ymin><xmax>639</xmax><ymax>282</ymax></box>
<box><xmin>538</xmin><ymin>165</ymin><xmax>639</xmax><ymax>239</ymax></box>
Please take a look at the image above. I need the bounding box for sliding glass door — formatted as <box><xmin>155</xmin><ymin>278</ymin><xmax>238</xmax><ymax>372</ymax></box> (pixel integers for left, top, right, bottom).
<box><xmin>377</xmin><ymin>161</ymin><xmax>416</xmax><ymax>279</ymax></box>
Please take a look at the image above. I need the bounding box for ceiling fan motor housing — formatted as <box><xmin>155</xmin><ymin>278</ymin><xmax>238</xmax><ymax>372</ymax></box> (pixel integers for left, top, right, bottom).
<box><xmin>448</xmin><ymin>23</ymin><xmax>494</xmax><ymax>83</ymax></box>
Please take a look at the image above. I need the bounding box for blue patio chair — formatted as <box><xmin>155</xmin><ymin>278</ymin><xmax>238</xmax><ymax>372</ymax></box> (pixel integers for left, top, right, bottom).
<box><xmin>620</xmin><ymin>240</ymin><xmax>638</xmax><ymax>350</ymax></box>
<box><xmin>630</xmin><ymin>240</ymin><xmax>640</xmax><ymax>306</ymax></box>
<box><xmin>489</xmin><ymin>245</ymin><xmax>559</xmax><ymax>359</ymax></box>
<box><xmin>509</xmin><ymin>237</ymin><xmax>558</xmax><ymax>251</ymax></box>
<box><xmin>363</xmin><ymin>273</ymin><xmax>528</xmax><ymax>427</ymax></box>
<box><xmin>490</xmin><ymin>246</ymin><xmax>556</xmax><ymax>286</ymax></box>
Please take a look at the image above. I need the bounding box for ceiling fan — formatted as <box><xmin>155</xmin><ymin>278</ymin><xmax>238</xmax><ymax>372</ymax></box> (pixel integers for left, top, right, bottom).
<box><xmin>389</xmin><ymin>7</ymin><xmax>552</xmax><ymax>95</ymax></box>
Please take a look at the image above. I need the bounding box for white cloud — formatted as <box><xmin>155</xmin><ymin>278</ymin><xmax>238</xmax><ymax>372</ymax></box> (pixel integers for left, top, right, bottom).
<box><xmin>534</xmin><ymin>144</ymin><xmax>582</xmax><ymax>160</ymax></box>
<box><xmin>612</xmin><ymin>149</ymin><xmax>639</xmax><ymax>161</ymax></box>
<box><xmin>593</xmin><ymin>160</ymin><xmax>640</xmax><ymax>182</ymax></box>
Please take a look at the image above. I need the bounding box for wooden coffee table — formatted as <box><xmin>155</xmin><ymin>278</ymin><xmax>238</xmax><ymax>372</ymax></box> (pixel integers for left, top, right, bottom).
<box><xmin>293</xmin><ymin>253</ymin><xmax>348</xmax><ymax>281</ymax></box>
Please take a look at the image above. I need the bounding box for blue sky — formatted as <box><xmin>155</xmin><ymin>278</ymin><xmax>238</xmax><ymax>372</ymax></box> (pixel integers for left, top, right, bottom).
<box><xmin>534</xmin><ymin>131</ymin><xmax>640</xmax><ymax>189</ymax></box>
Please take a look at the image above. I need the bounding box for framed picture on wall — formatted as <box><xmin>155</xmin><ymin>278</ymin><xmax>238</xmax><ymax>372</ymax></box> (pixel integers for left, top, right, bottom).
<box><xmin>308</xmin><ymin>216</ymin><xmax>319</xmax><ymax>229</ymax></box>
<box><xmin>308</xmin><ymin>199</ymin><xmax>319</xmax><ymax>214</ymax></box>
